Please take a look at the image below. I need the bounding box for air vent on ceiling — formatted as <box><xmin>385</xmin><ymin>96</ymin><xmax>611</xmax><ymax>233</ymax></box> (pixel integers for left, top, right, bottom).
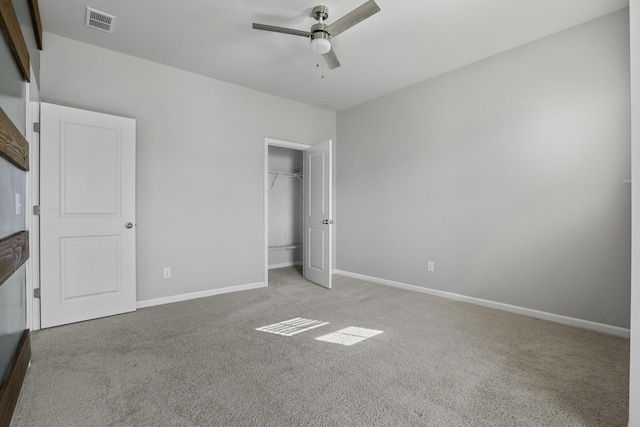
<box><xmin>85</xmin><ymin>7</ymin><xmax>115</xmax><ymax>33</ymax></box>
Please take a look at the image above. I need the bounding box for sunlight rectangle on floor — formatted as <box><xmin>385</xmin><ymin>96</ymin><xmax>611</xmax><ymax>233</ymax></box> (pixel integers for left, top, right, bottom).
<box><xmin>256</xmin><ymin>318</ymin><xmax>329</xmax><ymax>336</ymax></box>
<box><xmin>316</xmin><ymin>327</ymin><xmax>384</xmax><ymax>346</ymax></box>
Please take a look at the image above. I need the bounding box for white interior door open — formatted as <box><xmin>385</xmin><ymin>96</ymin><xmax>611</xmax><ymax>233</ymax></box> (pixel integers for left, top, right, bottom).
<box><xmin>40</xmin><ymin>103</ymin><xmax>136</xmax><ymax>328</ymax></box>
<box><xmin>303</xmin><ymin>140</ymin><xmax>333</xmax><ymax>288</ymax></box>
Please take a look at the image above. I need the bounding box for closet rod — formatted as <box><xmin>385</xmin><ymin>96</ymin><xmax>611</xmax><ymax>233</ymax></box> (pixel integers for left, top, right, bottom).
<box><xmin>268</xmin><ymin>244</ymin><xmax>300</xmax><ymax>251</ymax></box>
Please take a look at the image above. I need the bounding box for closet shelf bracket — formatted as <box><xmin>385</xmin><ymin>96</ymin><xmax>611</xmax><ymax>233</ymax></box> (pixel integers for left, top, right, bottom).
<box><xmin>269</xmin><ymin>171</ymin><xmax>303</xmax><ymax>188</ymax></box>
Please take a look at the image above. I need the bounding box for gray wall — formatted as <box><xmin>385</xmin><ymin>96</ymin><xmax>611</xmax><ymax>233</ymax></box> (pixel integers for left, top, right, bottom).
<box><xmin>337</xmin><ymin>10</ymin><xmax>631</xmax><ymax>328</ymax></box>
<box><xmin>40</xmin><ymin>33</ymin><xmax>336</xmax><ymax>302</ymax></box>
<box><xmin>0</xmin><ymin>0</ymin><xmax>39</xmax><ymax>382</ymax></box>
<box><xmin>268</xmin><ymin>146</ymin><xmax>303</xmax><ymax>267</ymax></box>
<box><xmin>629</xmin><ymin>0</ymin><xmax>639</xmax><ymax>424</ymax></box>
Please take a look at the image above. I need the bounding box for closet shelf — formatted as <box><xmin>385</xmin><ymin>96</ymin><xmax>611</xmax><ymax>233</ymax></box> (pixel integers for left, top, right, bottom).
<box><xmin>269</xmin><ymin>171</ymin><xmax>303</xmax><ymax>188</ymax></box>
<box><xmin>268</xmin><ymin>244</ymin><xmax>300</xmax><ymax>251</ymax></box>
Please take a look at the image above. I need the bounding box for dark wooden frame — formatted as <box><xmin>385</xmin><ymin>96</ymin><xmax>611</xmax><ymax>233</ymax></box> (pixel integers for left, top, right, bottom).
<box><xmin>0</xmin><ymin>231</ymin><xmax>29</xmax><ymax>288</ymax></box>
<box><xmin>0</xmin><ymin>106</ymin><xmax>29</xmax><ymax>171</ymax></box>
<box><xmin>27</xmin><ymin>0</ymin><xmax>42</xmax><ymax>50</ymax></box>
<box><xmin>0</xmin><ymin>330</ymin><xmax>31</xmax><ymax>427</ymax></box>
<box><xmin>0</xmin><ymin>5</ymin><xmax>36</xmax><ymax>427</ymax></box>
<box><xmin>0</xmin><ymin>0</ymin><xmax>30</xmax><ymax>81</ymax></box>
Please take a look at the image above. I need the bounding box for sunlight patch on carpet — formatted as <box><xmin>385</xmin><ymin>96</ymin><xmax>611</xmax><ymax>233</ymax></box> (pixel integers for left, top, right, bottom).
<box><xmin>315</xmin><ymin>327</ymin><xmax>384</xmax><ymax>346</ymax></box>
<box><xmin>256</xmin><ymin>317</ymin><xmax>329</xmax><ymax>336</ymax></box>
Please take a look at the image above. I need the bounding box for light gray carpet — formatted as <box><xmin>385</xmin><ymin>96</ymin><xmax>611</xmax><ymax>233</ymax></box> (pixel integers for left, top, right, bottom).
<box><xmin>11</xmin><ymin>267</ymin><xmax>629</xmax><ymax>426</ymax></box>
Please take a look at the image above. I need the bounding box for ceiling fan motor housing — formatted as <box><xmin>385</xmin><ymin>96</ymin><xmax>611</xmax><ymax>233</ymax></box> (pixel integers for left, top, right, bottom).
<box><xmin>311</xmin><ymin>23</ymin><xmax>330</xmax><ymax>38</ymax></box>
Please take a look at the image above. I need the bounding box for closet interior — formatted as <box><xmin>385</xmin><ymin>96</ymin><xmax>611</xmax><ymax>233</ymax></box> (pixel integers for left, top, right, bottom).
<box><xmin>268</xmin><ymin>145</ymin><xmax>303</xmax><ymax>269</ymax></box>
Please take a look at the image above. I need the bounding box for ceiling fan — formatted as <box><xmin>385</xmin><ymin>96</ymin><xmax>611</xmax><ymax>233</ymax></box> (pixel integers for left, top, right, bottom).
<box><xmin>252</xmin><ymin>0</ymin><xmax>381</xmax><ymax>70</ymax></box>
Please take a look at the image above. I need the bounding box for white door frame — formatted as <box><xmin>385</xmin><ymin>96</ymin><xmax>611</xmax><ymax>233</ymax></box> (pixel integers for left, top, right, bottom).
<box><xmin>264</xmin><ymin>138</ymin><xmax>311</xmax><ymax>285</ymax></box>
<box><xmin>25</xmin><ymin>66</ymin><xmax>41</xmax><ymax>331</ymax></box>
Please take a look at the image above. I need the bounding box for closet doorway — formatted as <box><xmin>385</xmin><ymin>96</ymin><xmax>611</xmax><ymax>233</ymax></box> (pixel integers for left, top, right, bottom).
<box><xmin>268</xmin><ymin>144</ymin><xmax>304</xmax><ymax>269</ymax></box>
<box><xmin>264</xmin><ymin>138</ymin><xmax>333</xmax><ymax>289</ymax></box>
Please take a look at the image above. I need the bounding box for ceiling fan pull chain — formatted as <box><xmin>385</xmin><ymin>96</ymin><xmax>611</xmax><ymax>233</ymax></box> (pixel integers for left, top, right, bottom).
<box><xmin>315</xmin><ymin>49</ymin><xmax>324</xmax><ymax>79</ymax></box>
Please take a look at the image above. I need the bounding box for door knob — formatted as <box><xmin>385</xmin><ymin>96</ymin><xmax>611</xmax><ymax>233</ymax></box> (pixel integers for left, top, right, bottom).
<box><xmin>125</xmin><ymin>222</ymin><xmax>134</xmax><ymax>229</ymax></box>
<box><xmin>322</xmin><ymin>219</ymin><xmax>334</xmax><ymax>225</ymax></box>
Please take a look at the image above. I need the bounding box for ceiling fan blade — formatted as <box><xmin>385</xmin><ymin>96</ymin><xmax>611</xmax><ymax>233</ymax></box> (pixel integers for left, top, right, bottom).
<box><xmin>325</xmin><ymin>0</ymin><xmax>380</xmax><ymax>38</ymax></box>
<box><xmin>252</xmin><ymin>23</ymin><xmax>311</xmax><ymax>38</ymax></box>
<box><xmin>323</xmin><ymin>49</ymin><xmax>341</xmax><ymax>69</ymax></box>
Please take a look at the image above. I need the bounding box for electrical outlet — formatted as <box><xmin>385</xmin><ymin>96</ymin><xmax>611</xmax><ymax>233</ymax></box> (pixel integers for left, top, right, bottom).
<box><xmin>163</xmin><ymin>267</ymin><xmax>171</xmax><ymax>279</ymax></box>
<box><xmin>427</xmin><ymin>261</ymin><xmax>435</xmax><ymax>272</ymax></box>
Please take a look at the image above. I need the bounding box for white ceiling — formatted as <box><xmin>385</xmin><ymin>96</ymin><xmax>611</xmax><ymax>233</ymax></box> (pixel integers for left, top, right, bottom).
<box><xmin>39</xmin><ymin>0</ymin><xmax>629</xmax><ymax>112</ymax></box>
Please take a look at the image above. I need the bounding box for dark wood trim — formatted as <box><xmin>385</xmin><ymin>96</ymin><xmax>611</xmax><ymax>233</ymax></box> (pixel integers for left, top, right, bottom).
<box><xmin>27</xmin><ymin>0</ymin><xmax>42</xmax><ymax>50</ymax></box>
<box><xmin>0</xmin><ymin>0</ymin><xmax>30</xmax><ymax>81</ymax></box>
<box><xmin>0</xmin><ymin>107</ymin><xmax>29</xmax><ymax>171</ymax></box>
<box><xmin>0</xmin><ymin>231</ymin><xmax>29</xmax><ymax>288</ymax></box>
<box><xmin>0</xmin><ymin>330</ymin><xmax>31</xmax><ymax>427</ymax></box>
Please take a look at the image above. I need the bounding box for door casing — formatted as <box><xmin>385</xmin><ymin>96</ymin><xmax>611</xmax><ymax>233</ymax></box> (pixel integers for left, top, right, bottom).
<box><xmin>25</xmin><ymin>66</ymin><xmax>40</xmax><ymax>330</ymax></box>
<box><xmin>264</xmin><ymin>138</ymin><xmax>311</xmax><ymax>285</ymax></box>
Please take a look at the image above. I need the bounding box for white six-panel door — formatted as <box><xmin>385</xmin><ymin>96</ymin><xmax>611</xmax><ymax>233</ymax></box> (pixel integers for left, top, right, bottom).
<box><xmin>303</xmin><ymin>140</ymin><xmax>333</xmax><ymax>288</ymax></box>
<box><xmin>40</xmin><ymin>103</ymin><xmax>136</xmax><ymax>328</ymax></box>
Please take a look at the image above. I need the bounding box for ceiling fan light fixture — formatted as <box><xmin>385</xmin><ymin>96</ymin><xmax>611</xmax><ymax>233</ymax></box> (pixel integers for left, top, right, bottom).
<box><xmin>310</xmin><ymin>38</ymin><xmax>331</xmax><ymax>54</ymax></box>
<box><xmin>310</xmin><ymin>34</ymin><xmax>331</xmax><ymax>55</ymax></box>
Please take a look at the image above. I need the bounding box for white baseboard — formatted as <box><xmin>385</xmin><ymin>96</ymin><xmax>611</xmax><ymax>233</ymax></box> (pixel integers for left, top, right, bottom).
<box><xmin>136</xmin><ymin>281</ymin><xmax>266</xmax><ymax>309</ymax></box>
<box><xmin>333</xmin><ymin>269</ymin><xmax>630</xmax><ymax>338</ymax></box>
<box><xmin>268</xmin><ymin>261</ymin><xmax>303</xmax><ymax>270</ymax></box>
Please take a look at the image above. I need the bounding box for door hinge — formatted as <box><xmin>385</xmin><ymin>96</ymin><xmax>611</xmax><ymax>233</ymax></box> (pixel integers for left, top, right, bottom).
<box><xmin>33</xmin><ymin>205</ymin><xmax>40</xmax><ymax>215</ymax></box>
<box><xmin>33</xmin><ymin>122</ymin><xmax>40</xmax><ymax>133</ymax></box>
<box><xmin>34</xmin><ymin>288</ymin><xmax>41</xmax><ymax>299</ymax></box>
